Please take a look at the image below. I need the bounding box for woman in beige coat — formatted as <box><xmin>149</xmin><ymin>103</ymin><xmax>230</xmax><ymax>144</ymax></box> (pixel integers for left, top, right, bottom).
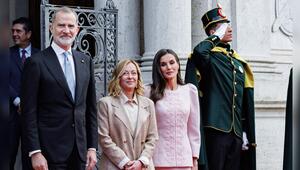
<box><xmin>97</xmin><ymin>59</ymin><xmax>158</xmax><ymax>170</ymax></box>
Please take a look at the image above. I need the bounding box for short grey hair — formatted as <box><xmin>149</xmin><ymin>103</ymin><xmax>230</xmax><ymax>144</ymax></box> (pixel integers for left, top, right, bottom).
<box><xmin>51</xmin><ymin>6</ymin><xmax>78</xmax><ymax>24</ymax></box>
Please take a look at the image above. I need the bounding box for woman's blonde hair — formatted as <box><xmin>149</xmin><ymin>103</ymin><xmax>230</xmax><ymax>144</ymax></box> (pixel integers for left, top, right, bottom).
<box><xmin>108</xmin><ymin>59</ymin><xmax>144</xmax><ymax>96</ymax></box>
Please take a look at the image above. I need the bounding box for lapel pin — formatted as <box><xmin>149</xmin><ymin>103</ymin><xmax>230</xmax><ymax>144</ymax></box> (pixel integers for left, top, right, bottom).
<box><xmin>81</xmin><ymin>59</ymin><xmax>84</xmax><ymax>63</ymax></box>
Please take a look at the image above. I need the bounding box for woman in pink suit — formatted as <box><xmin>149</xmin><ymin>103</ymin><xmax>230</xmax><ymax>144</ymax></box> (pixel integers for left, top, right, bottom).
<box><xmin>144</xmin><ymin>49</ymin><xmax>201</xmax><ymax>170</ymax></box>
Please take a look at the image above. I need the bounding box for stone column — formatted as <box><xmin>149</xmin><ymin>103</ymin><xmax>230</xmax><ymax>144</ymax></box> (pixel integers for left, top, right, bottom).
<box><xmin>95</xmin><ymin>0</ymin><xmax>141</xmax><ymax>60</ymax></box>
<box><xmin>192</xmin><ymin>0</ymin><xmax>292</xmax><ymax>169</ymax></box>
<box><xmin>233</xmin><ymin>0</ymin><xmax>292</xmax><ymax>169</ymax></box>
<box><xmin>191</xmin><ymin>0</ymin><xmax>213</xmax><ymax>48</ymax></box>
<box><xmin>191</xmin><ymin>0</ymin><xmax>233</xmax><ymax>48</ymax></box>
<box><xmin>113</xmin><ymin>0</ymin><xmax>141</xmax><ymax>60</ymax></box>
<box><xmin>141</xmin><ymin>0</ymin><xmax>191</xmax><ymax>83</ymax></box>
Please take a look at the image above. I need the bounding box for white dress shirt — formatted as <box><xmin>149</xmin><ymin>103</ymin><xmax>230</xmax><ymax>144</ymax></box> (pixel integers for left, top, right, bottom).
<box><xmin>119</xmin><ymin>91</ymin><xmax>139</xmax><ymax>131</ymax></box>
<box><xmin>13</xmin><ymin>44</ymin><xmax>33</xmax><ymax>107</ymax></box>
<box><xmin>29</xmin><ymin>43</ymin><xmax>96</xmax><ymax>157</ymax></box>
<box><xmin>117</xmin><ymin>92</ymin><xmax>150</xmax><ymax>168</ymax></box>
<box><xmin>51</xmin><ymin>42</ymin><xmax>76</xmax><ymax>82</ymax></box>
<box><xmin>19</xmin><ymin>44</ymin><xmax>32</xmax><ymax>59</ymax></box>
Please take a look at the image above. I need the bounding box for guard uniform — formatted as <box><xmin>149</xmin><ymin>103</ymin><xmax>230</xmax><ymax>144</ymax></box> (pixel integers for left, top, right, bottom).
<box><xmin>185</xmin><ymin>7</ymin><xmax>256</xmax><ymax>170</ymax></box>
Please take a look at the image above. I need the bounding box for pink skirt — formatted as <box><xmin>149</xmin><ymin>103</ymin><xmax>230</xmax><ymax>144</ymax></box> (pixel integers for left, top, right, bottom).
<box><xmin>155</xmin><ymin>167</ymin><xmax>192</xmax><ymax>170</ymax></box>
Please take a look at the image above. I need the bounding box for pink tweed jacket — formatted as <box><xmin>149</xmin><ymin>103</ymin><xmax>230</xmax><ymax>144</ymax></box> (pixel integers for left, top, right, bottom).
<box><xmin>144</xmin><ymin>84</ymin><xmax>201</xmax><ymax>167</ymax></box>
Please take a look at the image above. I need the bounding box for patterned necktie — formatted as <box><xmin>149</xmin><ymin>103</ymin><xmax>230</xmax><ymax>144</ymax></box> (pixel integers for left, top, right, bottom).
<box><xmin>63</xmin><ymin>52</ymin><xmax>75</xmax><ymax>99</ymax></box>
<box><xmin>21</xmin><ymin>49</ymin><xmax>26</xmax><ymax>64</ymax></box>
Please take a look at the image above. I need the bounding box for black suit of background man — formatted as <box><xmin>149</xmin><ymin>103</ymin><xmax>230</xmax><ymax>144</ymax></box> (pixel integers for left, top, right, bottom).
<box><xmin>9</xmin><ymin>17</ymin><xmax>39</xmax><ymax>170</ymax></box>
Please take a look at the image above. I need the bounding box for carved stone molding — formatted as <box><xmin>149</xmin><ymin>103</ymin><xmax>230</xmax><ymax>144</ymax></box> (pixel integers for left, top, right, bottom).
<box><xmin>272</xmin><ymin>0</ymin><xmax>293</xmax><ymax>38</ymax></box>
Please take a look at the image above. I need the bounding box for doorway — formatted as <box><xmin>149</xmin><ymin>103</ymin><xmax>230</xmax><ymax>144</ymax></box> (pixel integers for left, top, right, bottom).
<box><xmin>29</xmin><ymin>0</ymin><xmax>94</xmax><ymax>49</ymax></box>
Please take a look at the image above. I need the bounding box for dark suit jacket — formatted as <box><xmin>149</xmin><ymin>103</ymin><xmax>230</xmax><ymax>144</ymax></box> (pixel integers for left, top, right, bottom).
<box><xmin>21</xmin><ymin>46</ymin><xmax>98</xmax><ymax>163</ymax></box>
<box><xmin>9</xmin><ymin>45</ymin><xmax>39</xmax><ymax>119</ymax></box>
<box><xmin>283</xmin><ymin>68</ymin><xmax>292</xmax><ymax>170</ymax></box>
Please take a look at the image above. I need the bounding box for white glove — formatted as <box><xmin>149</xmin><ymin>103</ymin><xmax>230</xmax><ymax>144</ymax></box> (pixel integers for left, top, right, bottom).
<box><xmin>213</xmin><ymin>23</ymin><xmax>228</xmax><ymax>39</ymax></box>
<box><xmin>242</xmin><ymin>132</ymin><xmax>249</xmax><ymax>150</ymax></box>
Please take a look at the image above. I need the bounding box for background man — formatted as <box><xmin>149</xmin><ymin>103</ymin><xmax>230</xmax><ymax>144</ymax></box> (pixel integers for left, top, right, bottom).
<box><xmin>9</xmin><ymin>17</ymin><xmax>39</xmax><ymax>170</ymax></box>
<box><xmin>21</xmin><ymin>7</ymin><xmax>98</xmax><ymax>170</ymax></box>
<box><xmin>185</xmin><ymin>6</ymin><xmax>256</xmax><ymax>170</ymax></box>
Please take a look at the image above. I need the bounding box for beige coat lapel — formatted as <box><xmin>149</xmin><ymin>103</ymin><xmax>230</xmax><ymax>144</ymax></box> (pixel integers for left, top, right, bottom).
<box><xmin>134</xmin><ymin>95</ymin><xmax>150</xmax><ymax>139</ymax></box>
<box><xmin>111</xmin><ymin>97</ymin><xmax>134</xmax><ymax>136</ymax></box>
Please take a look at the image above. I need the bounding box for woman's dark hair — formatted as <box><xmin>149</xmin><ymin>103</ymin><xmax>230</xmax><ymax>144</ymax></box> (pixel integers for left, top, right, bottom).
<box><xmin>150</xmin><ymin>49</ymin><xmax>184</xmax><ymax>103</ymax></box>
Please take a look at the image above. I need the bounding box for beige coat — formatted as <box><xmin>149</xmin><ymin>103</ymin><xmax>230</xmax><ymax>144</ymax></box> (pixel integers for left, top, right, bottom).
<box><xmin>97</xmin><ymin>94</ymin><xmax>158</xmax><ymax>170</ymax></box>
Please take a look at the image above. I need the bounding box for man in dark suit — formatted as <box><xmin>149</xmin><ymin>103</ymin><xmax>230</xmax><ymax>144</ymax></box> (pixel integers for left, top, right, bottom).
<box><xmin>9</xmin><ymin>17</ymin><xmax>39</xmax><ymax>170</ymax></box>
<box><xmin>21</xmin><ymin>6</ymin><xmax>98</xmax><ymax>170</ymax></box>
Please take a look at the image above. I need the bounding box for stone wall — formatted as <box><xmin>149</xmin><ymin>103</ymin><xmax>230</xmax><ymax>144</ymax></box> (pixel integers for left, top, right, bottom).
<box><xmin>5</xmin><ymin>0</ymin><xmax>293</xmax><ymax>169</ymax></box>
<box><xmin>97</xmin><ymin>0</ymin><xmax>293</xmax><ymax>169</ymax></box>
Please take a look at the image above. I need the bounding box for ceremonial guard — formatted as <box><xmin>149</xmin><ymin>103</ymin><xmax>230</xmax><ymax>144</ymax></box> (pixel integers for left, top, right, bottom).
<box><xmin>185</xmin><ymin>5</ymin><xmax>256</xmax><ymax>170</ymax></box>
